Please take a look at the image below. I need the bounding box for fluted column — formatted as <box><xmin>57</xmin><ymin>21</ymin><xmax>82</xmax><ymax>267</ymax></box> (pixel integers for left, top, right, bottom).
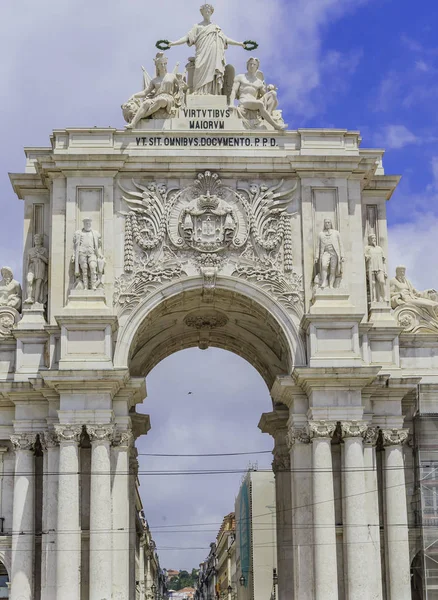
<box><xmin>112</xmin><ymin>428</ymin><xmax>133</xmax><ymax>600</ymax></box>
<box><xmin>10</xmin><ymin>433</ymin><xmax>36</xmax><ymax>600</ymax></box>
<box><xmin>308</xmin><ymin>421</ymin><xmax>338</xmax><ymax>600</ymax></box>
<box><xmin>382</xmin><ymin>428</ymin><xmax>411</xmax><ymax>600</ymax></box>
<box><xmin>341</xmin><ymin>421</ymin><xmax>369</xmax><ymax>599</ymax></box>
<box><xmin>363</xmin><ymin>427</ymin><xmax>383</xmax><ymax>600</ymax></box>
<box><xmin>87</xmin><ymin>424</ymin><xmax>114</xmax><ymax>600</ymax></box>
<box><xmin>55</xmin><ymin>425</ymin><xmax>82</xmax><ymax>600</ymax></box>
<box><xmin>41</xmin><ymin>431</ymin><xmax>60</xmax><ymax>600</ymax></box>
<box><xmin>288</xmin><ymin>427</ymin><xmax>313</xmax><ymax>600</ymax></box>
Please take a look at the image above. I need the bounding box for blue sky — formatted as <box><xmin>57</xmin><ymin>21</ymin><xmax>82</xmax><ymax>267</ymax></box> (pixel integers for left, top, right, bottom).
<box><xmin>1</xmin><ymin>0</ymin><xmax>438</xmax><ymax>571</ymax></box>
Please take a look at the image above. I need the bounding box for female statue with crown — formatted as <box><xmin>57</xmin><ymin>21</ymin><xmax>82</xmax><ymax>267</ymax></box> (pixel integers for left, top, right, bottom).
<box><xmin>167</xmin><ymin>4</ymin><xmax>248</xmax><ymax>95</ymax></box>
<box><xmin>125</xmin><ymin>53</ymin><xmax>181</xmax><ymax>128</ymax></box>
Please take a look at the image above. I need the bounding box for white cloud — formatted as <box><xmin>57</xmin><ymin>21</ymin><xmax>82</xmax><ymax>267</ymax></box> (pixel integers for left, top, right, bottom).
<box><xmin>374</xmin><ymin>124</ymin><xmax>418</xmax><ymax>149</ymax></box>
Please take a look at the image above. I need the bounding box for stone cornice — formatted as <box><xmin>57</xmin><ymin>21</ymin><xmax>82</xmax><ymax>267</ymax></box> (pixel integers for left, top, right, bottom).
<box><xmin>292</xmin><ymin>366</ymin><xmax>381</xmax><ymax>394</ymax></box>
<box><xmin>42</xmin><ymin>369</ymin><xmax>130</xmax><ymax>398</ymax></box>
<box><xmin>258</xmin><ymin>407</ymin><xmax>289</xmax><ymax>436</ymax></box>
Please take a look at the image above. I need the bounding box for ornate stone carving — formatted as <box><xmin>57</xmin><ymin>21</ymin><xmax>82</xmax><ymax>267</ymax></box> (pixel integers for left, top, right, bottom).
<box><xmin>184</xmin><ymin>311</ymin><xmax>228</xmax><ymax>330</ymax></box>
<box><xmin>230</xmin><ymin>58</ymin><xmax>287</xmax><ymax>131</ymax></box>
<box><xmin>25</xmin><ymin>234</ymin><xmax>49</xmax><ymax>306</ymax></box>
<box><xmin>381</xmin><ymin>428</ymin><xmax>409</xmax><ymax>447</ymax></box>
<box><xmin>340</xmin><ymin>421</ymin><xmax>368</xmax><ymax>439</ymax></box>
<box><xmin>0</xmin><ymin>306</ymin><xmax>20</xmax><ymax>339</ymax></box>
<box><xmin>54</xmin><ymin>425</ymin><xmax>83</xmax><ymax>443</ymax></box>
<box><xmin>390</xmin><ymin>266</ymin><xmax>438</xmax><ymax>333</ymax></box>
<box><xmin>116</xmin><ymin>173</ymin><xmax>303</xmax><ymax>317</ymax></box>
<box><xmin>166</xmin><ymin>4</ymin><xmax>253</xmax><ymax>96</ymax></box>
<box><xmin>364</xmin><ymin>426</ymin><xmax>378</xmax><ymax>446</ymax></box>
<box><xmin>113</xmin><ymin>428</ymin><xmax>134</xmax><ymax>448</ymax></box>
<box><xmin>11</xmin><ymin>433</ymin><xmax>36</xmax><ymax>451</ymax></box>
<box><xmin>123</xmin><ymin>53</ymin><xmax>185</xmax><ymax>127</ymax></box>
<box><xmin>130</xmin><ymin>454</ymin><xmax>139</xmax><ymax>478</ymax></box>
<box><xmin>314</xmin><ymin>219</ymin><xmax>344</xmax><ymax>289</ymax></box>
<box><xmin>41</xmin><ymin>430</ymin><xmax>59</xmax><ymax>450</ymax></box>
<box><xmin>71</xmin><ymin>219</ymin><xmax>105</xmax><ymax>291</ymax></box>
<box><xmin>0</xmin><ymin>267</ymin><xmax>22</xmax><ymax>312</ymax></box>
<box><xmin>272</xmin><ymin>447</ymin><xmax>291</xmax><ymax>474</ymax></box>
<box><xmin>286</xmin><ymin>427</ymin><xmax>310</xmax><ymax>449</ymax></box>
<box><xmin>364</xmin><ymin>234</ymin><xmax>388</xmax><ymax>304</ymax></box>
<box><xmin>87</xmin><ymin>424</ymin><xmax>115</xmax><ymax>443</ymax></box>
<box><xmin>308</xmin><ymin>420</ymin><xmax>337</xmax><ymax>439</ymax></box>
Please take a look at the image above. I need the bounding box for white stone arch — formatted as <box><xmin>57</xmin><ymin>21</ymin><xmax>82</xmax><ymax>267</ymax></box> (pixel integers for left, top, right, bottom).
<box><xmin>0</xmin><ymin>549</ymin><xmax>11</xmax><ymax>579</ymax></box>
<box><xmin>114</xmin><ymin>276</ymin><xmax>306</xmax><ymax>387</ymax></box>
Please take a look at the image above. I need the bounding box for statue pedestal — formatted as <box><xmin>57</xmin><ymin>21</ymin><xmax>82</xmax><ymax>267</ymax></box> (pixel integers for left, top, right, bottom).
<box><xmin>66</xmin><ymin>289</ymin><xmax>110</xmax><ymax>314</ymax></box>
<box><xmin>310</xmin><ymin>287</ymin><xmax>355</xmax><ymax>315</ymax></box>
<box><xmin>17</xmin><ymin>302</ymin><xmax>46</xmax><ymax>329</ymax></box>
<box><xmin>368</xmin><ymin>302</ymin><xmax>397</xmax><ymax>326</ymax></box>
<box><xmin>186</xmin><ymin>95</ymin><xmax>228</xmax><ymax>109</ymax></box>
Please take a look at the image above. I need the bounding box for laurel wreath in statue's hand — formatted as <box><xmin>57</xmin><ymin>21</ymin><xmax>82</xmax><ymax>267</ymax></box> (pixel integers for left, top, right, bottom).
<box><xmin>156</xmin><ymin>40</ymin><xmax>171</xmax><ymax>51</ymax></box>
<box><xmin>243</xmin><ymin>40</ymin><xmax>259</xmax><ymax>51</ymax></box>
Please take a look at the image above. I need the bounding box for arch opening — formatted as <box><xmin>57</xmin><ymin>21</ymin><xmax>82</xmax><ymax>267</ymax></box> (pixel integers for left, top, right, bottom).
<box><xmin>117</xmin><ymin>278</ymin><xmax>305</xmax><ymax>388</ymax></box>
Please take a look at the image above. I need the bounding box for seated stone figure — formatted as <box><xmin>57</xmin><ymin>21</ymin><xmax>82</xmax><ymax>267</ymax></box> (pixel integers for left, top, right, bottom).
<box><xmin>390</xmin><ymin>265</ymin><xmax>438</xmax><ymax>331</ymax></box>
<box><xmin>229</xmin><ymin>57</ymin><xmax>287</xmax><ymax>131</ymax></box>
<box><xmin>0</xmin><ymin>267</ymin><xmax>22</xmax><ymax>312</ymax></box>
<box><xmin>123</xmin><ymin>53</ymin><xmax>183</xmax><ymax>128</ymax></box>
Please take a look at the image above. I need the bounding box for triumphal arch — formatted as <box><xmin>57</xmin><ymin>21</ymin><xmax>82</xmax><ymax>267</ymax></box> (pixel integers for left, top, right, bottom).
<box><xmin>1</xmin><ymin>5</ymin><xmax>438</xmax><ymax>600</ymax></box>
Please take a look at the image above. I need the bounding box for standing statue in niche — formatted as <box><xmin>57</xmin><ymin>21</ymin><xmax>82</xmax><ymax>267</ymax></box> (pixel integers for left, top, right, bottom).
<box><xmin>124</xmin><ymin>53</ymin><xmax>183</xmax><ymax>128</ymax></box>
<box><xmin>390</xmin><ymin>266</ymin><xmax>438</xmax><ymax>316</ymax></box>
<box><xmin>315</xmin><ymin>219</ymin><xmax>344</xmax><ymax>289</ymax></box>
<box><xmin>72</xmin><ymin>219</ymin><xmax>105</xmax><ymax>291</ymax></box>
<box><xmin>25</xmin><ymin>234</ymin><xmax>49</xmax><ymax>306</ymax></box>
<box><xmin>364</xmin><ymin>234</ymin><xmax>387</xmax><ymax>303</ymax></box>
<box><xmin>163</xmin><ymin>4</ymin><xmax>255</xmax><ymax>96</ymax></box>
<box><xmin>0</xmin><ymin>267</ymin><xmax>22</xmax><ymax>311</ymax></box>
<box><xmin>230</xmin><ymin>58</ymin><xmax>287</xmax><ymax>131</ymax></box>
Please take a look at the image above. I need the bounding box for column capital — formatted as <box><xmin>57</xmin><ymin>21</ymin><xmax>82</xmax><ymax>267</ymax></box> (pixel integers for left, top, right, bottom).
<box><xmin>41</xmin><ymin>430</ymin><xmax>59</xmax><ymax>450</ymax></box>
<box><xmin>54</xmin><ymin>424</ymin><xmax>82</xmax><ymax>443</ymax></box>
<box><xmin>308</xmin><ymin>420</ymin><xmax>337</xmax><ymax>439</ymax></box>
<box><xmin>113</xmin><ymin>427</ymin><xmax>134</xmax><ymax>448</ymax></box>
<box><xmin>87</xmin><ymin>424</ymin><xmax>115</xmax><ymax>443</ymax></box>
<box><xmin>340</xmin><ymin>421</ymin><xmax>367</xmax><ymax>439</ymax></box>
<box><xmin>364</xmin><ymin>426</ymin><xmax>379</xmax><ymax>446</ymax></box>
<box><xmin>286</xmin><ymin>426</ymin><xmax>310</xmax><ymax>448</ymax></box>
<box><xmin>381</xmin><ymin>428</ymin><xmax>409</xmax><ymax>447</ymax></box>
<box><xmin>10</xmin><ymin>432</ymin><xmax>37</xmax><ymax>451</ymax></box>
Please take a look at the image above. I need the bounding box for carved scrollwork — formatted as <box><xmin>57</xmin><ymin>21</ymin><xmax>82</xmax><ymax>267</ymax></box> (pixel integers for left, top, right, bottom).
<box><xmin>308</xmin><ymin>421</ymin><xmax>337</xmax><ymax>439</ymax></box>
<box><xmin>41</xmin><ymin>430</ymin><xmax>59</xmax><ymax>450</ymax></box>
<box><xmin>286</xmin><ymin>427</ymin><xmax>310</xmax><ymax>449</ymax></box>
<box><xmin>116</xmin><ymin>172</ymin><xmax>304</xmax><ymax>317</ymax></box>
<box><xmin>54</xmin><ymin>425</ymin><xmax>82</xmax><ymax>443</ymax></box>
<box><xmin>340</xmin><ymin>421</ymin><xmax>368</xmax><ymax>439</ymax></box>
<box><xmin>10</xmin><ymin>433</ymin><xmax>36</xmax><ymax>452</ymax></box>
<box><xmin>0</xmin><ymin>307</ymin><xmax>20</xmax><ymax>339</ymax></box>
<box><xmin>113</xmin><ymin>428</ymin><xmax>134</xmax><ymax>448</ymax></box>
<box><xmin>381</xmin><ymin>428</ymin><xmax>409</xmax><ymax>447</ymax></box>
<box><xmin>87</xmin><ymin>424</ymin><xmax>115</xmax><ymax>443</ymax></box>
<box><xmin>364</xmin><ymin>426</ymin><xmax>379</xmax><ymax>446</ymax></box>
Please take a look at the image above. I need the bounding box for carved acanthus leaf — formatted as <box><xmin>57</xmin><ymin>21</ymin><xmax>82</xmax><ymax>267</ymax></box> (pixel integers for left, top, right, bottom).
<box><xmin>87</xmin><ymin>424</ymin><xmax>115</xmax><ymax>443</ymax></box>
<box><xmin>340</xmin><ymin>421</ymin><xmax>368</xmax><ymax>439</ymax></box>
<box><xmin>113</xmin><ymin>428</ymin><xmax>134</xmax><ymax>448</ymax></box>
<box><xmin>308</xmin><ymin>421</ymin><xmax>337</xmax><ymax>439</ymax></box>
<box><xmin>41</xmin><ymin>430</ymin><xmax>59</xmax><ymax>450</ymax></box>
<box><xmin>364</xmin><ymin>427</ymin><xmax>379</xmax><ymax>446</ymax></box>
<box><xmin>10</xmin><ymin>433</ymin><xmax>36</xmax><ymax>452</ymax></box>
<box><xmin>54</xmin><ymin>425</ymin><xmax>83</xmax><ymax>443</ymax></box>
<box><xmin>286</xmin><ymin>427</ymin><xmax>310</xmax><ymax>448</ymax></box>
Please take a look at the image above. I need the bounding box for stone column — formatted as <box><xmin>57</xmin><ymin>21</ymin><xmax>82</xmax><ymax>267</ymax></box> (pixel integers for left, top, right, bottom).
<box><xmin>10</xmin><ymin>433</ymin><xmax>36</xmax><ymax>600</ymax></box>
<box><xmin>41</xmin><ymin>431</ymin><xmax>60</xmax><ymax>600</ymax></box>
<box><xmin>112</xmin><ymin>428</ymin><xmax>133</xmax><ymax>600</ymax></box>
<box><xmin>129</xmin><ymin>450</ymin><xmax>139</xmax><ymax>600</ymax></box>
<box><xmin>308</xmin><ymin>421</ymin><xmax>338</xmax><ymax>600</ymax></box>
<box><xmin>258</xmin><ymin>409</ymin><xmax>293</xmax><ymax>600</ymax></box>
<box><xmin>382</xmin><ymin>428</ymin><xmax>411</xmax><ymax>600</ymax></box>
<box><xmin>363</xmin><ymin>427</ymin><xmax>383</xmax><ymax>600</ymax></box>
<box><xmin>288</xmin><ymin>427</ymin><xmax>314</xmax><ymax>600</ymax></box>
<box><xmin>87</xmin><ymin>424</ymin><xmax>114</xmax><ymax>600</ymax></box>
<box><xmin>340</xmin><ymin>421</ymin><xmax>369</xmax><ymax>599</ymax></box>
<box><xmin>55</xmin><ymin>425</ymin><xmax>82</xmax><ymax>600</ymax></box>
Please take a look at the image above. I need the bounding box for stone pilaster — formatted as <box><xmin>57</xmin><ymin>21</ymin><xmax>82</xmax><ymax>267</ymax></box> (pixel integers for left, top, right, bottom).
<box><xmin>10</xmin><ymin>433</ymin><xmax>36</xmax><ymax>600</ymax></box>
<box><xmin>340</xmin><ymin>421</ymin><xmax>369</xmax><ymax>599</ymax></box>
<box><xmin>381</xmin><ymin>428</ymin><xmax>411</xmax><ymax>600</ymax></box>
<box><xmin>54</xmin><ymin>425</ymin><xmax>82</xmax><ymax>600</ymax></box>
<box><xmin>363</xmin><ymin>426</ymin><xmax>383</xmax><ymax>600</ymax></box>
<box><xmin>40</xmin><ymin>431</ymin><xmax>59</xmax><ymax>600</ymax></box>
<box><xmin>308</xmin><ymin>421</ymin><xmax>338</xmax><ymax>600</ymax></box>
<box><xmin>112</xmin><ymin>428</ymin><xmax>133</xmax><ymax>600</ymax></box>
<box><xmin>87</xmin><ymin>424</ymin><xmax>115</xmax><ymax>600</ymax></box>
<box><xmin>287</xmin><ymin>426</ymin><xmax>314</xmax><ymax>600</ymax></box>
